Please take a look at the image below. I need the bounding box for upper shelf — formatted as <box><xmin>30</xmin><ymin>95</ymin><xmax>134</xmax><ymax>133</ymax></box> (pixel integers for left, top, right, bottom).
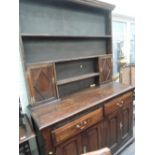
<box><xmin>57</xmin><ymin>72</ymin><xmax>99</xmax><ymax>85</ymax></box>
<box><xmin>21</xmin><ymin>34</ymin><xmax>112</xmax><ymax>39</ymax></box>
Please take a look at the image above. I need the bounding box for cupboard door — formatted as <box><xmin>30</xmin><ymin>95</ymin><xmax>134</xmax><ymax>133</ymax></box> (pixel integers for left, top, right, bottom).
<box><xmin>56</xmin><ymin>135</ymin><xmax>82</xmax><ymax>155</ymax></box>
<box><xmin>106</xmin><ymin>110</ymin><xmax>120</xmax><ymax>153</ymax></box>
<box><xmin>99</xmin><ymin>56</ymin><xmax>112</xmax><ymax>84</ymax></box>
<box><xmin>120</xmin><ymin>101</ymin><xmax>133</xmax><ymax>143</ymax></box>
<box><xmin>27</xmin><ymin>64</ymin><xmax>57</xmax><ymax>105</ymax></box>
<box><xmin>81</xmin><ymin>122</ymin><xmax>102</xmax><ymax>153</ymax></box>
<box><xmin>100</xmin><ymin>121</ymin><xmax>109</xmax><ymax>147</ymax></box>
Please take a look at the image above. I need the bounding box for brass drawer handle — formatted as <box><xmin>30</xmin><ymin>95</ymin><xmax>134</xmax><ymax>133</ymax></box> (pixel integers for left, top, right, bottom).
<box><xmin>83</xmin><ymin>121</ymin><xmax>87</xmax><ymax>125</ymax></box>
<box><xmin>76</xmin><ymin>120</ymin><xmax>88</xmax><ymax>129</ymax></box>
<box><xmin>76</xmin><ymin>124</ymin><xmax>81</xmax><ymax>128</ymax></box>
<box><xmin>48</xmin><ymin>151</ymin><xmax>53</xmax><ymax>155</ymax></box>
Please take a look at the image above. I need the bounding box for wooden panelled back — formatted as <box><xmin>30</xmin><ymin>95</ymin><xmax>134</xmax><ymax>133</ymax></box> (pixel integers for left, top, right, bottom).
<box><xmin>27</xmin><ymin>64</ymin><xmax>57</xmax><ymax>105</ymax></box>
<box><xmin>99</xmin><ymin>56</ymin><xmax>112</xmax><ymax>84</ymax></box>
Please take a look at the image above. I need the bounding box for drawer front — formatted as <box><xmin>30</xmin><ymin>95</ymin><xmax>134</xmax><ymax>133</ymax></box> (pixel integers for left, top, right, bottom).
<box><xmin>104</xmin><ymin>92</ymin><xmax>133</xmax><ymax>115</ymax></box>
<box><xmin>117</xmin><ymin>91</ymin><xmax>133</xmax><ymax>106</ymax></box>
<box><xmin>52</xmin><ymin>108</ymin><xmax>103</xmax><ymax>145</ymax></box>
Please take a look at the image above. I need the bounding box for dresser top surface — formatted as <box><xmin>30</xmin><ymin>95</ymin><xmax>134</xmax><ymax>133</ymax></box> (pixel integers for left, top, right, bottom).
<box><xmin>30</xmin><ymin>82</ymin><xmax>134</xmax><ymax>130</ymax></box>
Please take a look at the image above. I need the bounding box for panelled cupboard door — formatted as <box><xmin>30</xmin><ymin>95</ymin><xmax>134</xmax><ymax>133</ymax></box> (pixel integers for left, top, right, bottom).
<box><xmin>120</xmin><ymin>101</ymin><xmax>133</xmax><ymax>144</ymax></box>
<box><xmin>27</xmin><ymin>63</ymin><xmax>57</xmax><ymax>105</ymax></box>
<box><xmin>106</xmin><ymin>110</ymin><xmax>120</xmax><ymax>153</ymax></box>
<box><xmin>99</xmin><ymin>56</ymin><xmax>112</xmax><ymax>84</ymax></box>
<box><xmin>81</xmin><ymin>122</ymin><xmax>103</xmax><ymax>154</ymax></box>
<box><xmin>56</xmin><ymin>135</ymin><xmax>82</xmax><ymax>155</ymax></box>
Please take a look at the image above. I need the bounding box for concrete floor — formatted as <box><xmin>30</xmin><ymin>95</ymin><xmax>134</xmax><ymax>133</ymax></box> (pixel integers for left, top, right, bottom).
<box><xmin>119</xmin><ymin>141</ymin><xmax>135</xmax><ymax>155</ymax></box>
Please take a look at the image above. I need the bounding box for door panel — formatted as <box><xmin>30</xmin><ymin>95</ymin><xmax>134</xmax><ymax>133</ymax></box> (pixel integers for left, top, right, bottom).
<box><xmin>106</xmin><ymin>110</ymin><xmax>120</xmax><ymax>153</ymax></box>
<box><xmin>120</xmin><ymin>101</ymin><xmax>133</xmax><ymax>143</ymax></box>
<box><xmin>99</xmin><ymin>56</ymin><xmax>112</xmax><ymax>84</ymax></box>
<box><xmin>82</xmin><ymin>123</ymin><xmax>102</xmax><ymax>153</ymax></box>
<box><xmin>27</xmin><ymin>64</ymin><xmax>57</xmax><ymax>105</ymax></box>
<box><xmin>56</xmin><ymin>135</ymin><xmax>82</xmax><ymax>155</ymax></box>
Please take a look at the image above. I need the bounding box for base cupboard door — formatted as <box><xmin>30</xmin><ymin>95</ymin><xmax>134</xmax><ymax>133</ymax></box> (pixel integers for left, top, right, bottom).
<box><xmin>106</xmin><ymin>110</ymin><xmax>120</xmax><ymax>153</ymax></box>
<box><xmin>120</xmin><ymin>101</ymin><xmax>133</xmax><ymax>144</ymax></box>
<box><xmin>56</xmin><ymin>135</ymin><xmax>82</xmax><ymax>155</ymax></box>
<box><xmin>81</xmin><ymin>122</ymin><xmax>103</xmax><ymax>153</ymax></box>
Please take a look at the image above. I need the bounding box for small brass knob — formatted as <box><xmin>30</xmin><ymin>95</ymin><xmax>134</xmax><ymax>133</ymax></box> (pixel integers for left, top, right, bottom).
<box><xmin>76</xmin><ymin>124</ymin><xmax>81</xmax><ymax>128</ymax></box>
<box><xmin>83</xmin><ymin>121</ymin><xmax>87</xmax><ymax>125</ymax></box>
<box><xmin>49</xmin><ymin>151</ymin><xmax>53</xmax><ymax>155</ymax></box>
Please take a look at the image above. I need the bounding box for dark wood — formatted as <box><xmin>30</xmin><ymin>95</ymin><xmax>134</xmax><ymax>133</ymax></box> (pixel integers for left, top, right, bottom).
<box><xmin>81</xmin><ymin>122</ymin><xmax>103</xmax><ymax>153</ymax></box>
<box><xmin>120</xmin><ymin>97</ymin><xmax>133</xmax><ymax>144</ymax></box>
<box><xmin>19</xmin><ymin>1</ymin><xmax>134</xmax><ymax>155</ymax></box>
<box><xmin>104</xmin><ymin>92</ymin><xmax>134</xmax><ymax>153</ymax></box>
<box><xmin>56</xmin><ymin>135</ymin><xmax>82</xmax><ymax>155</ymax></box>
<box><xmin>106</xmin><ymin>109</ymin><xmax>120</xmax><ymax>153</ymax></box>
<box><xmin>30</xmin><ymin>82</ymin><xmax>134</xmax><ymax>130</ymax></box>
<box><xmin>27</xmin><ymin>63</ymin><xmax>57</xmax><ymax>105</ymax></box>
<box><xmin>52</xmin><ymin>108</ymin><xmax>103</xmax><ymax>146</ymax></box>
<box><xmin>29</xmin><ymin>82</ymin><xmax>134</xmax><ymax>155</ymax></box>
<box><xmin>104</xmin><ymin>92</ymin><xmax>133</xmax><ymax>115</ymax></box>
<box><xmin>30</xmin><ymin>83</ymin><xmax>134</xmax><ymax>155</ymax></box>
<box><xmin>99</xmin><ymin>56</ymin><xmax>112</xmax><ymax>84</ymax></box>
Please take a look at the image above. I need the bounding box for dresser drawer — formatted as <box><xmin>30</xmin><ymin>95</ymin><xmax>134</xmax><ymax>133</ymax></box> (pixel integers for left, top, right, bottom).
<box><xmin>52</xmin><ymin>108</ymin><xmax>103</xmax><ymax>145</ymax></box>
<box><xmin>104</xmin><ymin>92</ymin><xmax>133</xmax><ymax>115</ymax></box>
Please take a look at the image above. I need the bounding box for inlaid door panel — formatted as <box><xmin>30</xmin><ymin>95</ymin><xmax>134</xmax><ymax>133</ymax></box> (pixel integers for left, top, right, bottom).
<box><xmin>27</xmin><ymin>63</ymin><xmax>57</xmax><ymax>105</ymax></box>
<box><xmin>99</xmin><ymin>56</ymin><xmax>112</xmax><ymax>84</ymax></box>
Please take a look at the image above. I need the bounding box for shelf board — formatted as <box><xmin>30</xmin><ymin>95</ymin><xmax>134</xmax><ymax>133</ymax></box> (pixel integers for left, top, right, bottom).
<box><xmin>57</xmin><ymin>72</ymin><xmax>100</xmax><ymax>85</ymax></box>
<box><xmin>21</xmin><ymin>34</ymin><xmax>112</xmax><ymax>39</ymax></box>
<box><xmin>26</xmin><ymin>54</ymin><xmax>112</xmax><ymax>67</ymax></box>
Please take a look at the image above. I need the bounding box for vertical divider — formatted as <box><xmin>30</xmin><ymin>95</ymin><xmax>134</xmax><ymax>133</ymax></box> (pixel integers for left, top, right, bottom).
<box><xmin>53</xmin><ymin>62</ymin><xmax>60</xmax><ymax>99</ymax></box>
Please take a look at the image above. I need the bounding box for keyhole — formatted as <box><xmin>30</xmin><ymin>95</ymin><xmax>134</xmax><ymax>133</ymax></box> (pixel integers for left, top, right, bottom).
<box><xmin>80</xmin><ymin>64</ymin><xmax>83</xmax><ymax>69</ymax></box>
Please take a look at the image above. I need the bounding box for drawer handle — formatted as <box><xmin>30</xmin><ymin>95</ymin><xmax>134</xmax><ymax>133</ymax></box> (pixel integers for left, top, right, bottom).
<box><xmin>76</xmin><ymin>124</ymin><xmax>81</xmax><ymax>128</ymax></box>
<box><xmin>83</xmin><ymin>121</ymin><xmax>87</xmax><ymax>125</ymax></box>
<box><xmin>76</xmin><ymin>120</ymin><xmax>88</xmax><ymax>129</ymax></box>
<box><xmin>48</xmin><ymin>151</ymin><xmax>53</xmax><ymax>155</ymax></box>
